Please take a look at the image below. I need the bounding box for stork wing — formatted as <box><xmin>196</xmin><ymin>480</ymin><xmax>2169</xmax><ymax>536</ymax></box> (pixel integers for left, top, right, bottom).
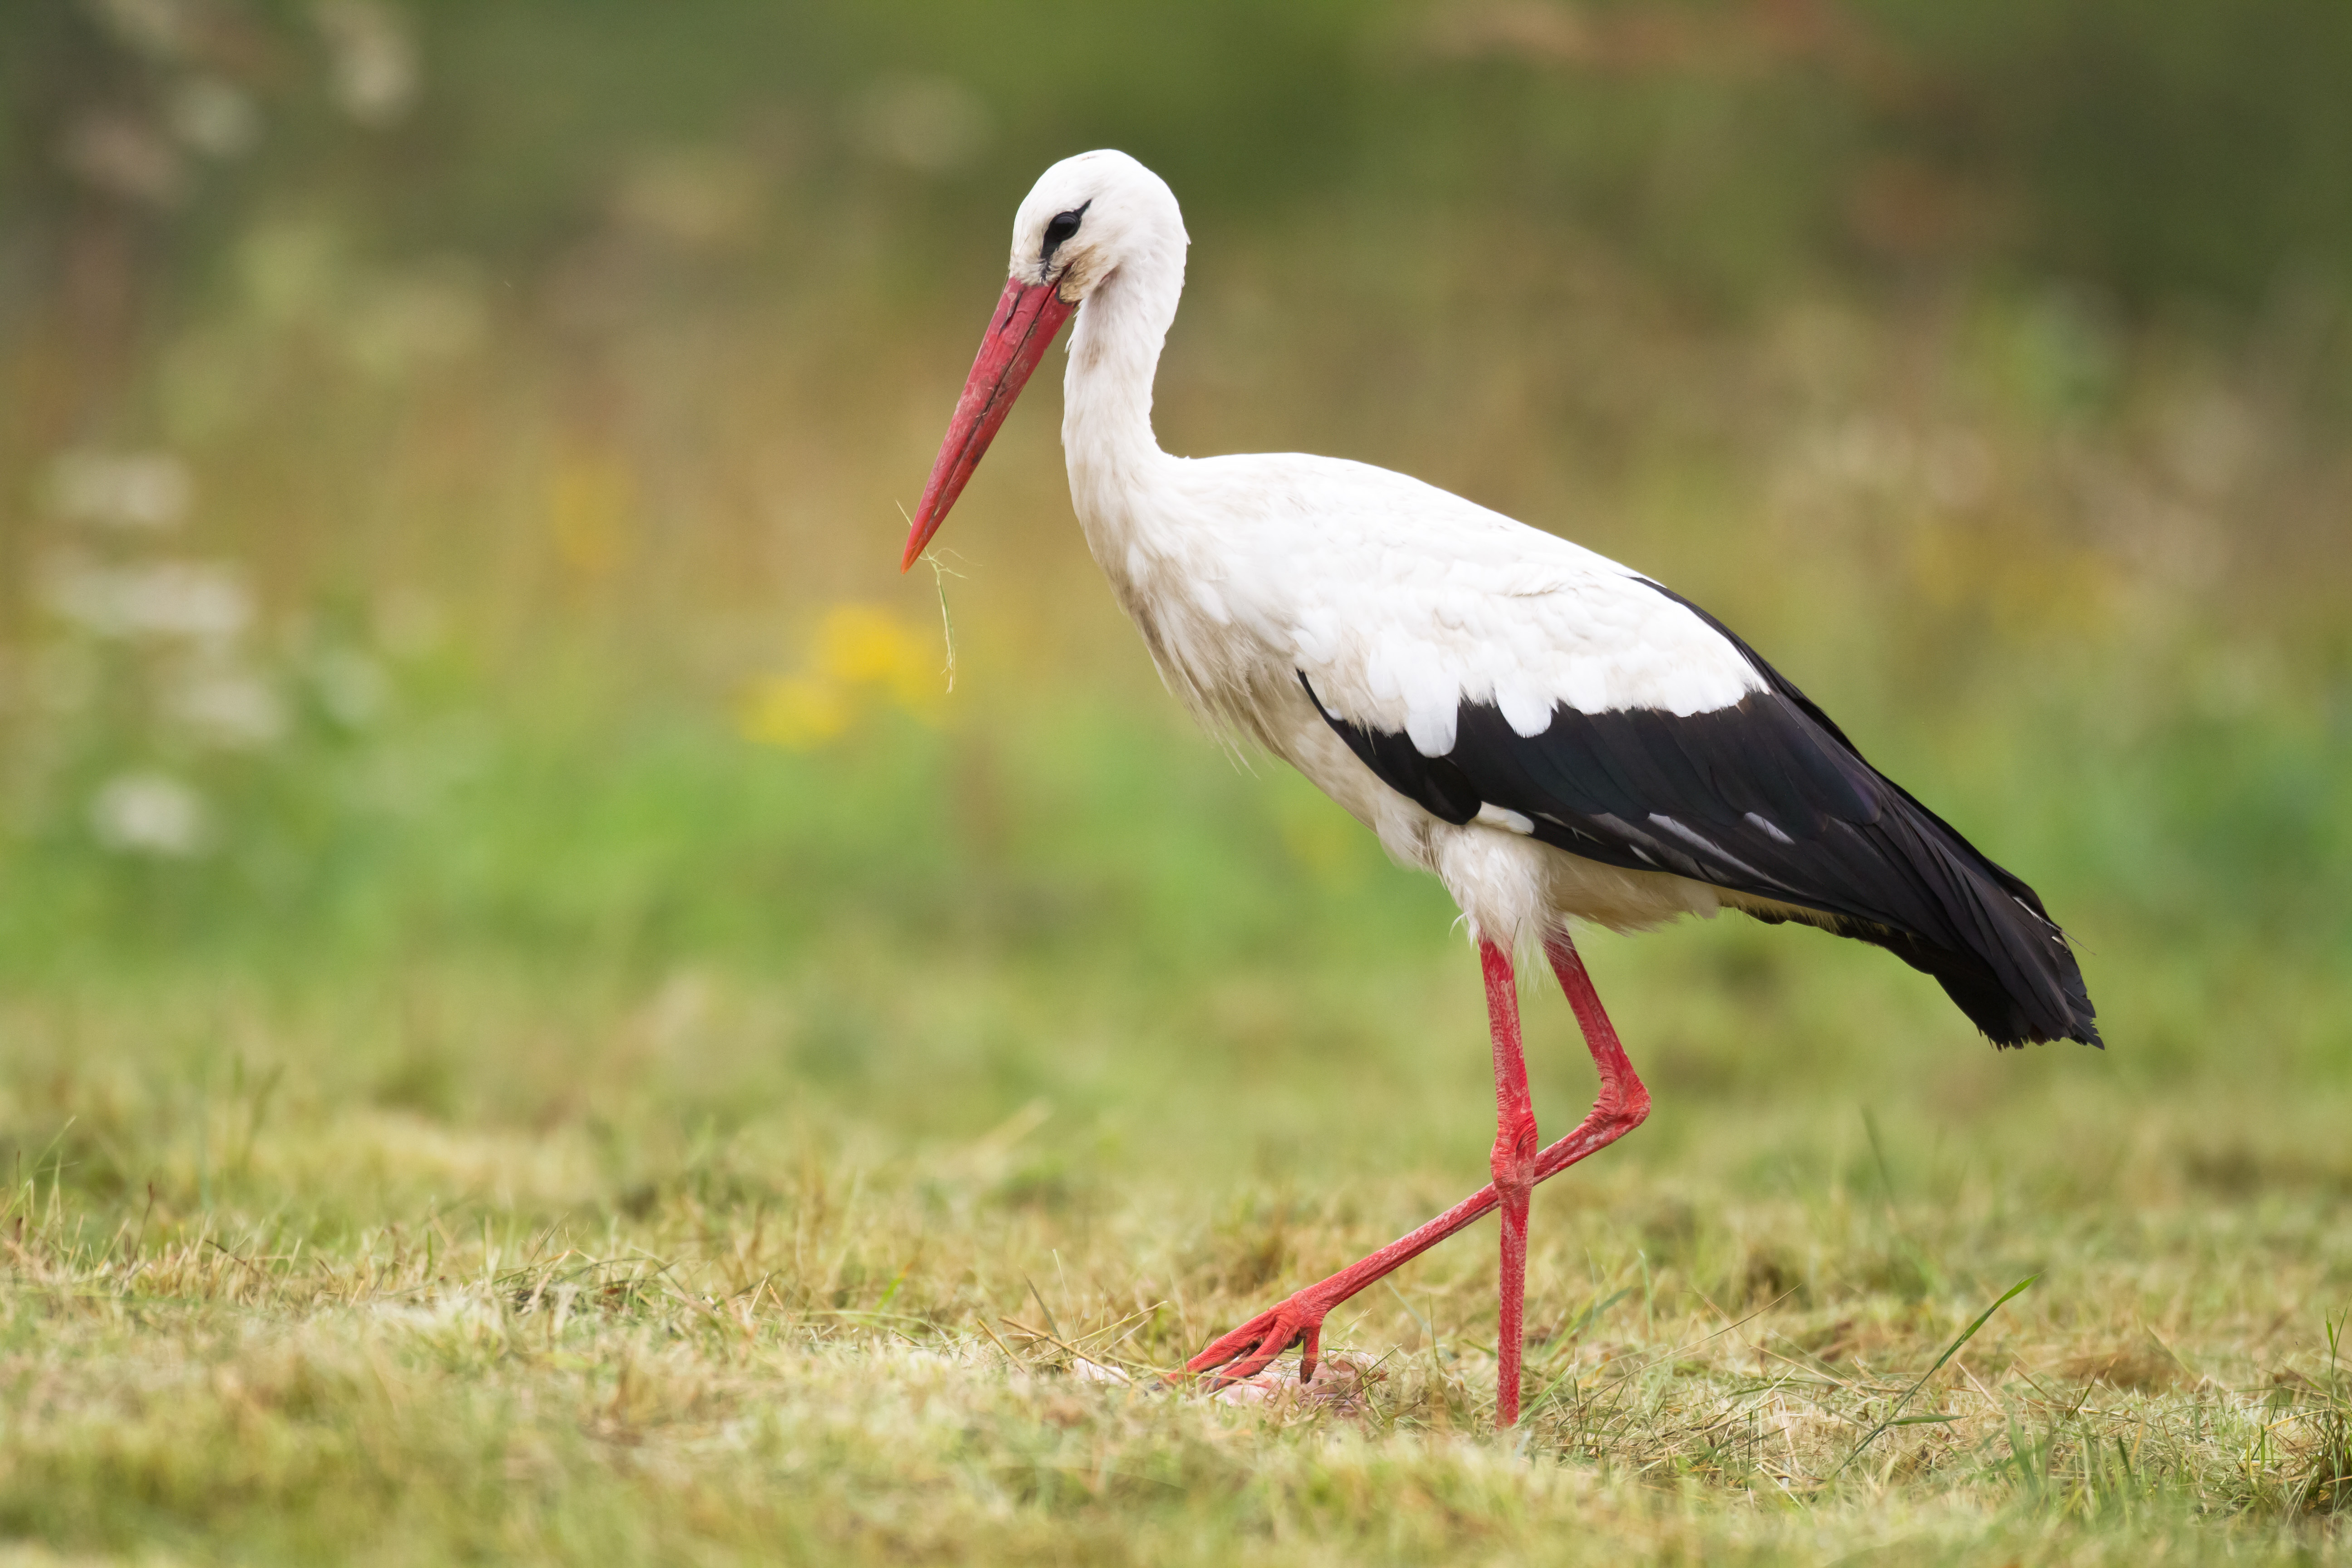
<box><xmin>1302</xmin><ymin>581</ymin><xmax>2099</xmax><ymax>1049</ymax></box>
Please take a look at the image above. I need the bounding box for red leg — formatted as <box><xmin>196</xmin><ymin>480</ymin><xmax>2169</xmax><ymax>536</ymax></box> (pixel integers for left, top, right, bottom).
<box><xmin>1536</xmin><ymin>930</ymin><xmax>1651</xmax><ymax>1184</ymax></box>
<box><xmin>1484</xmin><ymin>940</ymin><xmax>1538</xmax><ymax>1428</ymax></box>
<box><xmin>1182</xmin><ymin>929</ymin><xmax>1651</xmax><ymax>1427</ymax></box>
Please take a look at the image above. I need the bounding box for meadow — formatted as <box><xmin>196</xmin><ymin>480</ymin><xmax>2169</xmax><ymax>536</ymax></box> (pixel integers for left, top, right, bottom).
<box><xmin>3</xmin><ymin>2</ymin><xmax>2350</xmax><ymax>1563</ymax></box>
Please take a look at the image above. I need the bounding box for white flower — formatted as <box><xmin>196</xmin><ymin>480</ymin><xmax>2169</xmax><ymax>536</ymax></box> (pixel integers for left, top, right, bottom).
<box><xmin>89</xmin><ymin>772</ymin><xmax>211</xmax><ymax>857</ymax></box>
<box><xmin>339</xmin><ymin>262</ymin><xmax>486</xmax><ymax>379</ymax></box>
<box><xmin>170</xmin><ymin>78</ymin><xmax>260</xmax><ymax>159</ymax></box>
<box><xmin>47</xmin><ymin>450</ymin><xmax>192</xmax><ymax>530</ymax></box>
<box><xmin>39</xmin><ymin>556</ymin><xmax>252</xmax><ymax>642</ymax></box>
<box><xmin>91</xmin><ymin>0</ymin><xmax>196</xmax><ymax>57</ymax></box>
<box><xmin>164</xmin><ymin>666</ymin><xmax>287</xmax><ymax>749</ymax></box>
<box><xmin>317</xmin><ymin>0</ymin><xmax>418</xmax><ymax>126</ymax></box>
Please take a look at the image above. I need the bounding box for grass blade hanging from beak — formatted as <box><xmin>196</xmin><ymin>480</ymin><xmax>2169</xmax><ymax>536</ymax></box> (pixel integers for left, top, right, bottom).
<box><xmin>900</xmin><ymin>500</ymin><xmax>961</xmax><ymax>693</ymax></box>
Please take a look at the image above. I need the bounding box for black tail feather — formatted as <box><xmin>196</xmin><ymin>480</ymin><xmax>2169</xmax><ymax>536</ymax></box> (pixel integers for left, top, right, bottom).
<box><xmin>1637</xmin><ymin>582</ymin><xmax>2101</xmax><ymax>1050</ymax></box>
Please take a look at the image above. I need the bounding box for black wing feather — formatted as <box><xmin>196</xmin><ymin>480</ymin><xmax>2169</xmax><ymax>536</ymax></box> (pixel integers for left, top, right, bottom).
<box><xmin>1300</xmin><ymin>582</ymin><xmax>2099</xmax><ymax>1049</ymax></box>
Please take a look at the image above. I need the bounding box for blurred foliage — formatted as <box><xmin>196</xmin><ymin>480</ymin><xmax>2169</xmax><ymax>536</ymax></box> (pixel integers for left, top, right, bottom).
<box><xmin>5</xmin><ymin>0</ymin><xmax>2351</xmax><ymax>310</ymax></box>
<box><xmin>0</xmin><ymin>0</ymin><xmax>2345</xmax><ymax>1077</ymax></box>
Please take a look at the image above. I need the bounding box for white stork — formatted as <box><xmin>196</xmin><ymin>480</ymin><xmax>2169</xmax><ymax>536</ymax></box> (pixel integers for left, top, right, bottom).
<box><xmin>901</xmin><ymin>150</ymin><xmax>2099</xmax><ymax>1427</ymax></box>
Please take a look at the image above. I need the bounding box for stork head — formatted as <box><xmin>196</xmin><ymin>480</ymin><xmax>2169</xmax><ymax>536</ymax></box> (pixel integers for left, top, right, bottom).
<box><xmin>900</xmin><ymin>150</ymin><xmax>1184</xmax><ymax>570</ymax></box>
<box><xmin>1003</xmin><ymin>148</ymin><xmax>1182</xmax><ymax>301</ymax></box>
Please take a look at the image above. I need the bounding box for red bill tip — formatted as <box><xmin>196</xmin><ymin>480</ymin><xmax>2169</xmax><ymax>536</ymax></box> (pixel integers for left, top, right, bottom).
<box><xmin>901</xmin><ymin>276</ymin><xmax>1077</xmax><ymax>571</ymax></box>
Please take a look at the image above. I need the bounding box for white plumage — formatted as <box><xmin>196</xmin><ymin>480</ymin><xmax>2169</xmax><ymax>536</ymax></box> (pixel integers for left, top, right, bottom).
<box><xmin>1029</xmin><ymin>151</ymin><xmax>1764</xmax><ymax>944</ymax></box>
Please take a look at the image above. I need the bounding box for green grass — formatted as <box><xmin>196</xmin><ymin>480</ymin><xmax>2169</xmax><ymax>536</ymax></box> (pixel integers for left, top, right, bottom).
<box><xmin>2</xmin><ymin>680</ymin><xmax>2348</xmax><ymax>1564</ymax></box>
<box><xmin>2</xmin><ymin>980</ymin><xmax>2349</xmax><ymax>1564</ymax></box>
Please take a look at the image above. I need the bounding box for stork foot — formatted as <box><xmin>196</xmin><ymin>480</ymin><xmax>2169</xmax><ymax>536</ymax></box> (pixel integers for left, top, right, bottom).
<box><xmin>1181</xmin><ymin>1294</ymin><xmax>1329</xmax><ymax>1388</ymax></box>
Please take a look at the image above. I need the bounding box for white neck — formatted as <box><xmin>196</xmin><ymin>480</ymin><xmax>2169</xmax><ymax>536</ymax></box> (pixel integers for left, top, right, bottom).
<box><xmin>1062</xmin><ymin>239</ymin><xmax>1184</xmax><ymax>563</ymax></box>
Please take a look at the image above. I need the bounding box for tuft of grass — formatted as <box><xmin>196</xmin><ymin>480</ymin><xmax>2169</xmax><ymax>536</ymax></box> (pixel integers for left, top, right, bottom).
<box><xmin>2</xmin><ymin>953</ymin><xmax>2351</xmax><ymax>1564</ymax></box>
<box><xmin>1833</xmin><ymin>1274</ymin><xmax>2038</xmax><ymax>1480</ymax></box>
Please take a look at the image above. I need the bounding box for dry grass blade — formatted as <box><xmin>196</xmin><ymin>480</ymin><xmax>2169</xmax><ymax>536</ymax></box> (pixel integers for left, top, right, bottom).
<box><xmin>1832</xmin><ymin>1274</ymin><xmax>2038</xmax><ymax>1480</ymax></box>
<box><xmin>1000</xmin><ymin>1316</ymin><xmax>1137</xmax><ymax>1383</ymax></box>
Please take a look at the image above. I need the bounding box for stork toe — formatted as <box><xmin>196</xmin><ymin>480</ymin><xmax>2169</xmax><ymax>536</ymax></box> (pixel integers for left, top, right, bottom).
<box><xmin>1181</xmin><ymin>1295</ymin><xmax>1328</xmax><ymax>1388</ymax></box>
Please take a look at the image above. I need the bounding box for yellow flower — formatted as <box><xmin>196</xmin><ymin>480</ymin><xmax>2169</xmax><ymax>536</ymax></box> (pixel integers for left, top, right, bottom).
<box><xmin>815</xmin><ymin>603</ymin><xmax>936</xmax><ymax>709</ymax></box>
<box><xmin>546</xmin><ymin>452</ymin><xmax>633</xmax><ymax>577</ymax></box>
<box><xmin>738</xmin><ymin>674</ymin><xmax>850</xmax><ymax>750</ymax></box>
<box><xmin>739</xmin><ymin>604</ymin><xmax>942</xmax><ymax>750</ymax></box>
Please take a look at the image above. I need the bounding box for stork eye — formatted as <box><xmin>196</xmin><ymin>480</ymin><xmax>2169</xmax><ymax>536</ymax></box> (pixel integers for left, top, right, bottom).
<box><xmin>1042</xmin><ymin>201</ymin><xmax>1090</xmax><ymax>261</ymax></box>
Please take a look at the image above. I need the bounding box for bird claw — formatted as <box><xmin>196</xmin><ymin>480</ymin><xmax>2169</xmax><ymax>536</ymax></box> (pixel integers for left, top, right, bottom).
<box><xmin>1180</xmin><ymin>1295</ymin><xmax>1328</xmax><ymax>1390</ymax></box>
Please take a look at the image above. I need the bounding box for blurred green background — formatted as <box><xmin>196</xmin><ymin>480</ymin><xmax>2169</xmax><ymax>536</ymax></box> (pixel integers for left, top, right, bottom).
<box><xmin>1</xmin><ymin>0</ymin><xmax>2349</xmax><ymax>1206</ymax></box>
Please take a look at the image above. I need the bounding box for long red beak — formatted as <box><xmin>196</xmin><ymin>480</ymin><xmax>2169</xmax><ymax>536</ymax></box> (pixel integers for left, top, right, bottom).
<box><xmin>900</xmin><ymin>276</ymin><xmax>1078</xmax><ymax>571</ymax></box>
